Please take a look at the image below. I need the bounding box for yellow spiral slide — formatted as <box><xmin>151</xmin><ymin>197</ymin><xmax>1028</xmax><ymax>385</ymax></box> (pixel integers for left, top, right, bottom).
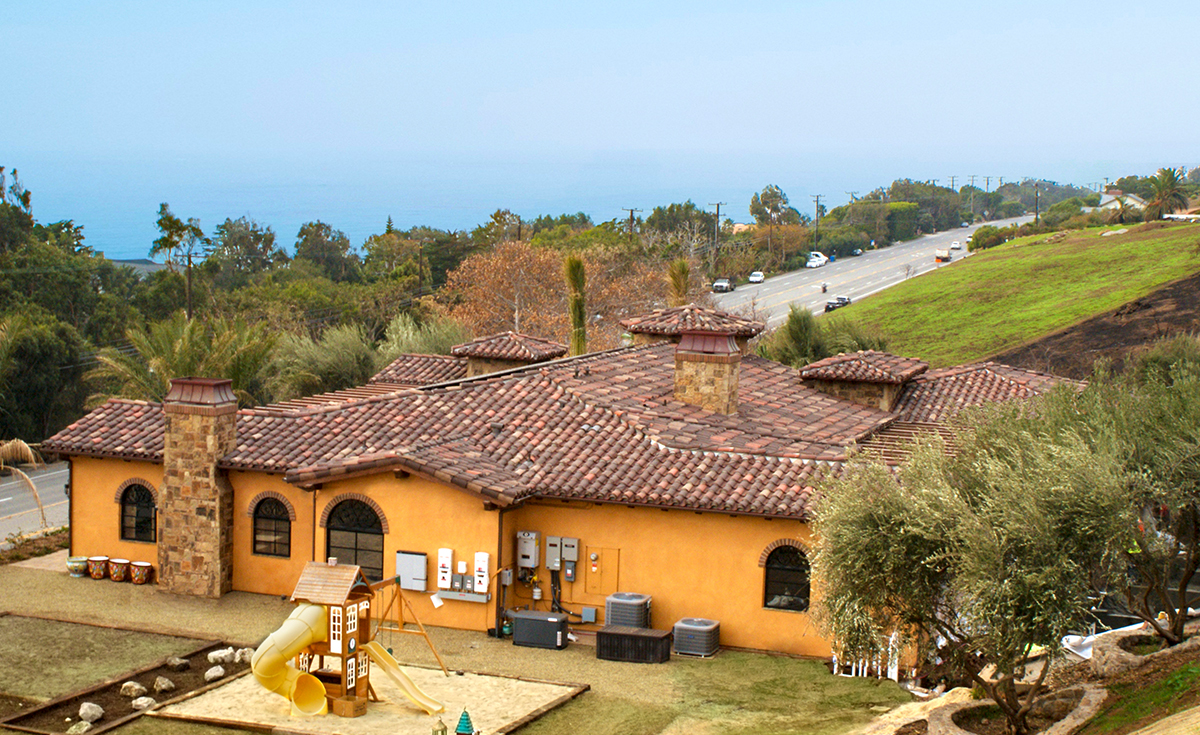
<box><xmin>250</xmin><ymin>603</ymin><xmax>330</xmax><ymax>716</ymax></box>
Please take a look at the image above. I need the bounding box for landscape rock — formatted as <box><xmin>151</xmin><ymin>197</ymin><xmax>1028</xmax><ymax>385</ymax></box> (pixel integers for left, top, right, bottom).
<box><xmin>236</xmin><ymin>647</ymin><xmax>256</xmax><ymax>664</ymax></box>
<box><xmin>1031</xmin><ymin>687</ymin><xmax>1082</xmax><ymax>720</ymax></box>
<box><xmin>153</xmin><ymin>676</ymin><xmax>176</xmax><ymax>694</ymax></box>
<box><xmin>131</xmin><ymin>696</ymin><xmax>156</xmax><ymax>711</ymax></box>
<box><xmin>207</xmin><ymin>647</ymin><xmax>236</xmax><ymax>664</ymax></box>
<box><xmin>66</xmin><ymin>722</ymin><xmax>93</xmax><ymax>734</ymax></box>
<box><xmin>78</xmin><ymin>702</ymin><xmax>103</xmax><ymax>723</ymax></box>
<box><xmin>165</xmin><ymin>656</ymin><xmax>190</xmax><ymax>672</ymax></box>
<box><xmin>119</xmin><ymin>681</ymin><xmax>147</xmax><ymax>698</ymax></box>
<box><xmin>205</xmin><ymin>665</ymin><xmax>226</xmax><ymax>682</ymax></box>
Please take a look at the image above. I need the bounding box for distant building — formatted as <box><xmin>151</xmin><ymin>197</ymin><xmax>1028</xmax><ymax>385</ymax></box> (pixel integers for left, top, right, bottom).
<box><xmin>1099</xmin><ymin>191</ymin><xmax>1148</xmax><ymax>210</ymax></box>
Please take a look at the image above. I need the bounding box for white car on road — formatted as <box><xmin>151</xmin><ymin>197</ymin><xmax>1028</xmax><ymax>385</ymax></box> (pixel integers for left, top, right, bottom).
<box><xmin>805</xmin><ymin>252</ymin><xmax>828</xmax><ymax>268</ymax></box>
<box><xmin>748</xmin><ymin>271</ymin><xmax>765</xmax><ymax>283</ymax></box>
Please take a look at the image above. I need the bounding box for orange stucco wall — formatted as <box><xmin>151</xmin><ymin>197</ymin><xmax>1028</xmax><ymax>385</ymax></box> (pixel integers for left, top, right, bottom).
<box><xmin>74</xmin><ymin>456</ymin><xmax>830</xmax><ymax>657</ymax></box>
<box><xmin>69</xmin><ymin>457</ymin><xmax>164</xmax><ymax>564</ymax></box>
<box><xmin>506</xmin><ymin>501</ymin><xmax>828</xmax><ymax>657</ymax></box>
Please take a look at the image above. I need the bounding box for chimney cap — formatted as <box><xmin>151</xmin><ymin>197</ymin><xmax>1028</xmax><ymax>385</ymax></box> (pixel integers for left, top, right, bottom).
<box><xmin>676</xmin><ymin>330</ymin><xmax>738</xmax><ymax>356</ymax></box>
<box><xmin>164</xmin><ymin>377</ymin><xmax>237</xmax><ymax>407</ymax></box>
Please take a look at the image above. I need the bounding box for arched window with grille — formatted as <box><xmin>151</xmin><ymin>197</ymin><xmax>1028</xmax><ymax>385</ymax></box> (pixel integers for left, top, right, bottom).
<box><xmin>763</xmin><ymin>545</ymin><xmax>810</xmax><ymax>612</ymax></box>
<box><xmin>120</xmin><ymin>484</ymin><xmax>157</xmax><ymax>542</ymax></box>
<box><xmin>326</xmin><ymin>499</ymin><xmax>384</xmax><ymax>580</ymax></box>
<box><xmin>253</xmin><ymin>497</ymin><xmax>292</xmax><ymax>557</ymax></box>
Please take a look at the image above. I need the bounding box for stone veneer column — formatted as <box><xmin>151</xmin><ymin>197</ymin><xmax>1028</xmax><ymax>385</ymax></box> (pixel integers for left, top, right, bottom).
<box><xmin>158</xmin><ymin>377</ymin><xmax>238</xmax><ymax>598</ymax></box>
<box><xmin>674</xmin><ymin>330</ymin><xmax>740</xmax><ymax>415</ymax></box>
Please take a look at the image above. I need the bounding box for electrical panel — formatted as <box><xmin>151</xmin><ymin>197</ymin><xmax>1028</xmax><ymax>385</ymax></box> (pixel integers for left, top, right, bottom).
<box><xmin>516</xmin><ymin>531</ymin><xmax>540</xmax><ymax>568</ymax></box>
<box><xmin>500</xmin><ymin>568</ymin><xmax>513</xmax><ymax>586</ymax></box>
<box><xmin>451</xmin><ymin>573</ymin><xmax>464</xmax><ymax>591</ymax></box>
<box><xmin>563</xmin><ymin>561</ymin><xmax>576</xmax><ymax>582</ymax></box>
<box><xmin>474</xmin><ymin>551</ymin><xmax>490</xmax><ymax>593</ymax></box>
<box><xmin>562</xmin><ymin>537</ymin><xmax>579</xmax><ymax>562</ymax></box>
<box><xmin>545</xmin><ymin>536</ymin><xmax>562</xmax><ymax>571</ymax></box>
<box><xmin>395</xmin><ymin>551</ymin><xmax>427</xmax><ymax>592</ymax></box>
<box><xmin>437</xmin><ymin>548</ymin><xmax>453</xmax><ymax>590</ymax></box>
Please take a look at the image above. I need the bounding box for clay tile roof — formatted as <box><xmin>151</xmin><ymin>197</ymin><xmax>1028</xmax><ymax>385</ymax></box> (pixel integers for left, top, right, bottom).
<box><xmin>258</xmin><ymin>384</ymin><xmax>412</xmax><ymax>414</ymax></box>
<box><xmin>799</xmin><ymin>351</ymin><xmax>929</xmax><ymax>384</ymax></box>
<box><xmin>369</xmin><ymin>354</ymin><xmax>467</xmax><ymax>387</ymax></box>
<box><xmin>894</xmin><ymin>362</ymin><xmax>1074</xmax><ymax>423</ymax></box>
<box><xmin>450</xmin><ymin>332</ymin><xmax>567</xmax><ymax>362</ymax></box>
<box><xmin>40</xmin><ymin>399</ymin><xmax>165</xmax><ymax>461</ymax></box>
<box><xmin>290</xmin><ymin>561</ymin><xmax>371</xmax><ymax>605</ymax></box>
<box><xmin>620</xmin><ymin>304</ymin><xmax>766</xmax><ymax>338</ymax></box>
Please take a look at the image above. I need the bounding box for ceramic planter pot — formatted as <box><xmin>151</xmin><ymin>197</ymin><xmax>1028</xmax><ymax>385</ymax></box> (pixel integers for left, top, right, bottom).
<box><xmin>87</xmin><ymin>555</ymin><xmax>109</xmax><ymax>579</ymax></box>
<box><xmin>108</xmin><ymin>558</ymin><xmax>130</xmax><ymax>582</ymax></box>
<box><xmin>130</xmin><ymin>561</ymin><xmax>153</xmax><ymax>585</ymax></box>
<box><xmin>66</xmin><ymin>556</ymin><xmax>89</xmax><ymax>577</ymax></box>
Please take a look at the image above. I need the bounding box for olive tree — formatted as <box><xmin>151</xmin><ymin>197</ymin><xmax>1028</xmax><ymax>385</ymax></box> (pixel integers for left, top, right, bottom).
<box><xmin>813</xmin><ymin>405</ymin><xmax>1127</xmax><ymax>735</ymax></box>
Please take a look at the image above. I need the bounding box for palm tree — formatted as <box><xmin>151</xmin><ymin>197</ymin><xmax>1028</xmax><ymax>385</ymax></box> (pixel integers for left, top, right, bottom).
<box><xmin>87</xmin><ymin>312</ymin><xmax>278</xmax><ymax>406</ymax></box>
<box><xmin>666</xmin><ymin>258</ymin><xmax>691</xmax><ymax>307</ymax></box>
<box><xmin>1</xmin><ymin>439</ymin><xmax>45</xmax><ymax>529</ymax></box>
<box><xmin>1105</xmin><ymin>196</ymin><xmax>1141</xmax><ymax>225</ymax></box>
<box><xmin>1146</xmin><ymin>167</ymin><xmax>1189</xmax><ymax>220</ymax></box>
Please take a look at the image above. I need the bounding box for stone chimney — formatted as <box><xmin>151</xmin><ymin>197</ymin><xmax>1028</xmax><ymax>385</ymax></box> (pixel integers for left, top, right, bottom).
<box><xmin>674</xmin><ymin>330</ymin><xmax>740</xmax><ymax>414</ymax></box>
<box><xmin>158</xmin><ymin>377</ymin><xmax>238</xmax><ymax>597</ymax></box>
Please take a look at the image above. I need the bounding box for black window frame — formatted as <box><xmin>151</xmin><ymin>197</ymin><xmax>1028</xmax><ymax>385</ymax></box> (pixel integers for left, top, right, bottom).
<box><xmin>253</xmin><ymin>497</ymin><xmax>292</xmax><ymax>558</ymax></box>
<box><xmin>120</xmin><ymin>484</ymin><xmax>157</xmax><ymax>543</ymax></box>
<box><xmin>763</xmin><ymin>545</ymin><xmax>810</xmax><ymax>612</ymax></box>
<box><xmin>325</xmin><ymin>499</ymin><xmax>384</xmax><ymax>581</ymax></box>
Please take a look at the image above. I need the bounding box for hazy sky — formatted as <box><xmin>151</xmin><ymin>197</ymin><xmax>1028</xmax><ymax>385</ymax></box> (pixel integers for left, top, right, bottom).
<box><xmin>3</xmin><ymin>1</ymin><xmax>1197</xmax><ymax>253</ymax></box>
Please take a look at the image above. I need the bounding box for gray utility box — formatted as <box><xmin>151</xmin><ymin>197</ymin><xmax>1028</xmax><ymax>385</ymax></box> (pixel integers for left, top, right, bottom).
<box><xmin>673</xmin><ymin>618</ymin><xmax>720</xmax><ymax>657</ymax></box>
<box><xmin>509</xmin><ymin>610</ymin><xmax>569</xmax><ymax>650</ymax></box>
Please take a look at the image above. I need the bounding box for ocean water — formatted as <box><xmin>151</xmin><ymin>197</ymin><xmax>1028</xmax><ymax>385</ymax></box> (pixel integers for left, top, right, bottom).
<box><xmin>16</xmin><ymin>151</ymin><xmax>902</xmax><ymax>261</ymax></box>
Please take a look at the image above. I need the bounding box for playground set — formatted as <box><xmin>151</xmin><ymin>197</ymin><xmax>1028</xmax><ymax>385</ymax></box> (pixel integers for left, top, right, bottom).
<box><xmin>251</xmin><ymin>559</ymin><xmax>449</xmax><ymax>719</ymax></box>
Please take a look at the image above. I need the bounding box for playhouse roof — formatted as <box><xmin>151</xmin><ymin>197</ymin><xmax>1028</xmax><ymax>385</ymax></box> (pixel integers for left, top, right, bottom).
<box><xmin>291</xmin><ymin>561</ymin><xmax>372</xmax><ymax>605</ymax></box>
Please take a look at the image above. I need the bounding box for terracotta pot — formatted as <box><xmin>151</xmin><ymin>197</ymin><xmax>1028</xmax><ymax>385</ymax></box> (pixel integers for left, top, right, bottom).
<box><xmin>108</xmin><ymin>558</ymin><xmax>131</xmax><ymax>582</ymax></box>
<box><xmin>66</xmin><ymin>556</ymin><xmax>89</xmax><ymax>578</ymax></box>
<box><xmin>130</xmin><ymin>561</ymin><xmax>153</xmax><ymax>585</ymax></box>
<box><xmin>87</xmin><ymin>556</ymin><xmax>109</xmax><ymax>579</ymax></box>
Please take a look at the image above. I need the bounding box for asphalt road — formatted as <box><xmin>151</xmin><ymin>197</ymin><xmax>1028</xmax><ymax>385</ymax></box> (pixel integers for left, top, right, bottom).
<box><xmin>0</xmin><ymin>461</ymin><xmax>70</xmax><ymax>546</ymax></box>
<box><xmin>713</xmin><ymin>216</ymin><xmax>1033</xmax><ymax>328</ymax></box>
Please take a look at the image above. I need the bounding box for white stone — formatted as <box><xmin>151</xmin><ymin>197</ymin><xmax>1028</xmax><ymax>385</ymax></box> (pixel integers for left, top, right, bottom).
<box><xmin>236</xmin><ymin>647</ymin><xmax>256</xmax><ymax>664</ymax></box>
<box><xmin>153</xmin><ymin>676</ymin><xmax>176</xmax><ymax>694</ymax></box>
<box><xmin>131</xmin><ymin>696</ymin><xmax>156</xmax><ymax>711</ymax></box>
<box><xmin>204</xmin><ymin>665</ymin><xmax>226</xmax><ymax>682</ymax></box>
<box><xmin>78</xmin><ymin>702</ymin><xmax>103</xmax><ymax>723</ymax></box>
<box><xmin>66</xmin><ymin>722</ymin><xmax>93</xmax><ymax>734</ymax></box>
<box><xmin>119</xmin><ymin>681</ymin><xmax>147</xmax><ymax>697</ymax></box>
<box><xmin>207</xmin><ymin>647</ymin><xmax>236</xmax><ymax>664</ymax></box>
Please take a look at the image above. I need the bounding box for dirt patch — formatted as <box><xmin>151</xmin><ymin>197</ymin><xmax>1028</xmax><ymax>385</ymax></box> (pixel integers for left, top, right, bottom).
<box><xmin>2</xmin><ymin>642</ymin><xmax>249</xmax><ymax>734</ymax></box>
<box><xmin>0</xmin><ymin>692</ymin><xmax>39</xmax><ymax>719</ymax></box>
<box><xmin>0</xmin><ymin>528</ymin><xmax>68</xmax><ymax>565</ymax></box>
<box><xmin>952</xmin><ymin>703</ymin><xmax>1059</xmax><ymax>735</ymax></box>
<box><xmin>991</xmin><ymin>270</ymin><xmax>1200</xmax><ymax>378</ymax></box>
<box><xmin>893</xmin><ymin>720</ymin><xmax>927</xmax><ymax>734</ymax></box>
<box><xmin>0</xmin><ymin>616</ymin><xmax>203</xmax><ymax>702</ymax></box>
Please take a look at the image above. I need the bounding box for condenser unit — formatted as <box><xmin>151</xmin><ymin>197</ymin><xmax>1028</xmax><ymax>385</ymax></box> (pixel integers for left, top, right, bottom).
<box><xmin>605</xmin><ymin>592</ymin><xmax>651</xmax><ymax>628</ymax></box>
<box><xmin>673</xmin><ymin>618</ymin><xmax>720</xmax><ymax>657</ymax></box>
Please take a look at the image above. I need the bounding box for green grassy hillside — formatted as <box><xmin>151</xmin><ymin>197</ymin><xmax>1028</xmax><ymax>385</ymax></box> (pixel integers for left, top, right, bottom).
<box><xmin>837</xmin><ymin>222</ymin><xmax>1200</xmax><ymax>366</ymax></box>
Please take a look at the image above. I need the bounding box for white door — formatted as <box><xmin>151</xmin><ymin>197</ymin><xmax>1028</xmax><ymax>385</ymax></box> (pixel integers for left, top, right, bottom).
<box><xmin>330</xmin><ymin>606</ymin><xmax>343</xmax><ymax>654</ymax></box>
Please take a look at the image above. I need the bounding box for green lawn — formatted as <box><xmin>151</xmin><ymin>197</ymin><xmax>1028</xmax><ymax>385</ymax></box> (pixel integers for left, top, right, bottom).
<box><xmin>835</xmin><ymin>222</ymin><xmax>1200</xmax><ymax>366</ymax></box>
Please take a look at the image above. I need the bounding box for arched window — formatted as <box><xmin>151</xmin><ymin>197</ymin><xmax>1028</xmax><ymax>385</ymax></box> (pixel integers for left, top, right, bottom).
<box><xmin>763</xmin><ymin>545</ymin><xmax>810</xmax><ymax>612</ymax></box>
<box><xmin>253</xmin><ymin>497</ymin><xmax>291</xmax><ymax>557</ymax></box>
<box><xmin>120</xmin><ymin>484</ymin><xmax>156</xmax><ymax>542</ymax></box>
<box><xmin>326</xmin><ymin>499</ymin><xmax>384</xmax><ymax>580</ymax></box>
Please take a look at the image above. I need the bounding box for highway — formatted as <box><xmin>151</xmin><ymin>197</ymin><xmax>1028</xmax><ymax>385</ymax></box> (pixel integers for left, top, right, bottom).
<box><xmin>0</xmin><ymin>462</ymin><xmax>70</xmax><ymax>547</ymax></box>
<box><xmin>713</xmin><ymin>216</ymin><xmax>1032</xmax><ymax>327</ymax></box>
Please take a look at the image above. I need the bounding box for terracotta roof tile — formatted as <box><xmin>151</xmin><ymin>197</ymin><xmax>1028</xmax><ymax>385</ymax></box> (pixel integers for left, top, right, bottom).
<box><xmin>450</xmin><ymin>332</ymin><xmax>567</xmax><ymax>362</ymax></box>
<box><xmin>620</xmin><ymin>304</ymin><xmax>765</xmax><ymax>338</ymax></box>
<box><xmin>894</xmin><ymin>362</ymin><xmax>1074</xmax><ymax>423</ymax></box>
<box><xmin>41</xmin><ymin>343</ymin><xmax>1067</xmax><ymax>520</ymax></box>
<box><xmin>369</xmin><ymin>354</ymin><xmax>468</xmax><ymax>387</ymax></box>
<box><xmin>800</xmin><ymin>351</ymin><xmax>929</xmax><ymax>384</ymax></box>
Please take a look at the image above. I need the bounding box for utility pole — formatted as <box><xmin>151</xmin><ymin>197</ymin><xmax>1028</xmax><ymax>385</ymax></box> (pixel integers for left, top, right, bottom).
<box><xmin>1034</xmin><ymin>183</ymin><xmax>1041</xmax><ymax>226</ymax></box>
<box><xmin>707</xmin><ymin>202</ymin><xmax>725</xmax><ymax>272</ymax></box>
<box><xmin>845</xmin><ymin>191</ymin><xmax>859</xmax><ymax>202</ymax></box>
<box><xmin>812</xmin><ymin>195</ymin><xmax>822</xmax><ymax>252</ymax></box>
<box><xmin>186</xmin><ymin>251</ymin><xmax>193</xmax><ymax>320</ymax></box>
<box><xmin>948</xmin><ymin>176</ymin><xmax>957</xmax><ymax>191</ymax></box>
<box><xmin>967</xmin><ymin>175</ymin><xmax>977</xmax><ymax>217</ymax></box>
<box><xmin>621</xmin><ymin>208</ymin><xmax>641</xmax><ymax>249</ymax></box>
<box><xmin>984</xmin><ymin>176</ymin><xmax>992</xmax><ymax>192</ymax></box>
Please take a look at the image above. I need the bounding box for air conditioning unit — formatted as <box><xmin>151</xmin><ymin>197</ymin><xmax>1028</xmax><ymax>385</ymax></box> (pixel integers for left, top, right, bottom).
<box><xmin>605</xmin><ymin>592</ymin><xmax>651</xmax><ymax>628</ymax></box>
<box><xmin>673</xmin><ymin>618</ymin><xmax>720</xmax><ymax>657</ymax></box>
